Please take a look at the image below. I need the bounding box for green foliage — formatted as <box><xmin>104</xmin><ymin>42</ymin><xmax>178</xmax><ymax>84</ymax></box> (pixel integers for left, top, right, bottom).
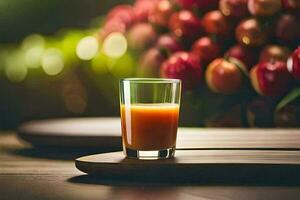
<box><xmin>276</xmin><ymin>87</ymin><xmax>300</xmax><ymax>111</ymax></box>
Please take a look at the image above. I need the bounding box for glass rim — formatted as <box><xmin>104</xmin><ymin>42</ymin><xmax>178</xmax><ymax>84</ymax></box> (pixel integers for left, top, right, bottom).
<box><xmin>120</xmin><ymin>78</ymin><xmax>181</xmax><ymax>84</ymax></box>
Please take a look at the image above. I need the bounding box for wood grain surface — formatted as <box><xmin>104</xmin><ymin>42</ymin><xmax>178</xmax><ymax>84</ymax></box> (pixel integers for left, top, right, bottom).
<box><xmin>177</xmin><ymin>128</ymin><xmax>300</xmax><ymax>149</ymax></box>
<box><xmin>77</xmin><ymin>150</ymin><xmax>300</xmax><ymax>165</ymax></box>
<box><xmin>16</xmin><ymin>117</ymin><xmax>300</xmax><ymax>150</ymax></box>
<box><xmin>2</xmin><ymin>129</ymin><xmax>300</xmax><ymax>200</ymax></box>
<box><xmin>17</xmin><ymin>118</ymin><xmax>121</xmax><ymax>147</ymax></box>
<box><xmin>75</xmin><ymin>150</ymin><xmax>300</xmax><ymax>182</ymax></box>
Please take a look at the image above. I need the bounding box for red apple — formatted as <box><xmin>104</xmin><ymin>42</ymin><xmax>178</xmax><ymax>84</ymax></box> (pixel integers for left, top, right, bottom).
<box><xmin>191</xmin><ymin>36</ymin><xmax>221</xmax><ymax>65</ymax></box>
<box><xmin>250</xmin><ymin>60</ymin><xmax>291</xmax><ymax>96</ymax></box>
<box><xmin>202</xmin><ymin>10</ymin><xmax>232</xmax><ymax>37</ymax></box>
<box><xmin>175</xmin><ymin>0</ymin><xmax>219</xmax><ymax>10</ymax></box>
<box><xmin>156</xmin><ymin>34</ymin><xmax>183</xmax><ymax>53</ymax></box>
<box><xmin>133</xmin><ymin>0</ymin><xmax>159</xmax><ymax>22</ymax></box>
<box><xmin>127</xmin><ymin>23</ymin><xmax>157</xmax><ymax>50</ymax></box>
<box><xmin>219</xmin><ymin>0</ymin><xmax>249</xmax><ymax>18</ymax></box>
<box><xmin>100</xmin><ymin>19</ymin><xmax>127</xmax><ymax>40</ymax></box>
<box><xmin>287</xmin><ymin>46</ymin><xmax>300</xmax><ymax>80</ymax></box>
<box><xmin>275</xmin><ymin>14</ymin><xmax>300</xmax><ymax>42</ymax></box>
<box><xmin>248</xmin><ymin>0</ymin><xmax>282</xmax><ymax>16</ymax></box>
<box><xmin>206</xmin><ymin>57</ymin><xmax>246</xmax><ymax>94</ymax></box>
<box><xmin>281</xmin><ymin>0</ymin><xmax>300</xmax><ymax>10</ymax></box>
<box><xmin>138</xmin><ymin>48</ymin><xmax>166</xmax><ymax>77</ymax></box>
<box><xmin>107</xmin><ymin>5</ymin><xmax>135</xmax><ymax>28</ymax></box>
<box><xmin>168</xmin><ymin>10</ymin><xmax>202</xmax><ymax>39</ymax></box>
<box><xmin>259</xmin><ymin>45</ymin><xmax>291</xmax><ymax>62</ymax></box>
<box><xmin>160</xmin><ymin>52</ymin><xmax>202</xmax><ymax>89</ymax></box>
<box><xmin>149</xmin><ymin>0</ymin><xmax>174</xmax><ymax>28</ymax></box>
<box><xmin>236</xmin><ymin>18</ymin><xmax>268</xmax><ymax>47</ymax></box>
<box><xmin>100</xmin><ymin>5</ymin><xmax>136</xmax><ymax>40</ymax></box>
<box><xmin>225</xmin><ymin>44</ymin><xmax>258</xmax><ymax>69</ymax></box>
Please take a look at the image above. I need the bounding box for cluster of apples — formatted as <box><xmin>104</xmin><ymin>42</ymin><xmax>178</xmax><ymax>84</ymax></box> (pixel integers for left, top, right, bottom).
<box><xmin>100</xmin><ymin>0</ymin><xmax>300</xmax><ymax>125</ymax></box>
<box><xmin>101</xmin><ymin>0</ymin><xmax>299</xmax><ymax>94</ymax></box>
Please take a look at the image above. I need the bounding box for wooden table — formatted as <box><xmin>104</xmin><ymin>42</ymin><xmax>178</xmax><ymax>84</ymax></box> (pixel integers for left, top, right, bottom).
<box><xmin>1</xmin><ymin>131</ymin><xmax>300</xmax><ymax>200</ymax></box>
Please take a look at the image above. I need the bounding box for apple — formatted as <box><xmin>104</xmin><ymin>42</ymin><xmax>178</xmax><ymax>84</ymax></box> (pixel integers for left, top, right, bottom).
<box><xmin>219</xmin><ymin>0</ymin><xmax>249</xmax><ymax>18</ymax></box>
<box><xmin>149</xmin><ymin>0</ymin><xmax>174</xmax><ymax>28</ymax></box>
<box><xmin>248</xmin><ymin>0</ymin><xmax>282</xmax><ymax>16</ymax></box>
<box><xmin>287</xmin><ymin>46</ymin><xmax>300</xmax><ymax>80</ymax></box>
<box><xmin>206</xmin><ymin>57</ymin><xmax>246</xmax><ymax>94</ymax></box>
<box><xmin>250</xmin><ymin>60</ymin><xmax>291</xmax><ymax>96</ymax></box>
<box><xmin>281</xmin><ymin>0</ymin><xmax>300</xmax><ymax>10</ymax></box>
<box><xmin>236</xmin><ymin>18</ymin><xmax>268</xmax><ymax>47</ymax></box>
<box><xmin>202</xmin><ymin>10</ymin><xmax>232</xmax><ymax>37</ymax></box>
<box><xmin>275</xmin><ymin>14</ymin><xmax>300</xmax><ymax>42</ymax></box>
<box><xmin>133</xmin><ymin>0</ymin><xmax>159</xmax><ymax>22</ymax></box>
<box><xmin>225</xmin><ymin>44</ymin><xmax>258</xmax><ymax>69</ymax></box>
<box><xmin>99</xmin><ymin>19</ymin><xmax>127</xmax><ymax>40</ymax></box>
<box><xmin>191</xmin><ymin>36</ymin><xmax>221</xmax><ymax>65</ymax></box>
<box><xmin>259</xmin><ymin>45</ymin><xmax>291</xmax><ymax>62</ymax></box>
<box><xmin>107</xmin><ymin>5</ymin><xmax>135</xmax><ymax>28</ymax></box>
<box><xmin>138</xmin><ymin>48</ymin><xmax>166</xmax><ymax>77</ymax></box>
<box><xmin>160</xmin><ymin>51</ymin><xmax>202</xmax><ymax>89</ymax></box>
<box><xmin>174</xmin><ymin>0</ymin><xmax>219</xmax><ymax>10</ymax></box>
<box><xmin>168</xmin><ymin>10</ymin><xmax>202</xmax><ymax>40</ymax></box>
<box><xmin>156</xmin><ymin>34</ymin><xmax>183</xmax><ymax>53</ymax></box>
<box><xmin>100</xmin><ymin>5</ymin><xmax>136</xmax><ymax>40</ymax></box>
<box><xmin>127</xmin><ymin>23</ymin><xmax>157</xmax><ymax>50</ymax></box>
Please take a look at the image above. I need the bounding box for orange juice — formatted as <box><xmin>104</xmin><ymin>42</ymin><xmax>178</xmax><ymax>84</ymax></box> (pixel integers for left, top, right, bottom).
<box><xmin>121</xmin><ymin>103</ymin><xmax>179</xmax><ymax>151</ymax></box>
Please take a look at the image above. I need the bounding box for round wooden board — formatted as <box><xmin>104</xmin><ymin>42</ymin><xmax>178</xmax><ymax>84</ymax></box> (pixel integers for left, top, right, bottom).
<box><xmin>17</xmin><ymin>117</ymin><xmax>122</xmax><ymax>148</ymax></box>
<box><xmin>75</xmin><ymin>150</ymin><xmax>300</xmax><ymax>182</ymax></box>
<box><xmin>17</xmin><ymin>118</ymin><xmax>300</xmax><ymax>149</ymax></box>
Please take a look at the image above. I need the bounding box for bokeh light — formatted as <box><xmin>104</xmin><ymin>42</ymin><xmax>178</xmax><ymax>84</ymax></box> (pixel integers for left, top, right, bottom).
<box><xmin>41</xmin><ymin>48</ymin><xmax>64</xmax><ymax>75</ymax></box>
<box><xmin>102</xmin><ymin>32</ymin><xmax>127</xmax><ymax>58</ymax></box>
<box><xmin>5</xmin><ymin>65</ymin><xmax>27</xmax><ymax>82</ymax></box>
<box><xmin>25</xmin><ymin>46</ymin><xmax>44</xmax><ymax>68</ymax></box>
<box><xmin>5</xmin><ymin>50</ymin><xmax>27</xmax><ymax>82</ymax></box>
<box><xmin>76</xmin><ymin>36</ymin><xmax>99</xmax><ymax>60</ymax></box>
<box><xmin>22</xmin><ymin>34</ymin><xmax>45</xmax><ymax>50</ymax></box>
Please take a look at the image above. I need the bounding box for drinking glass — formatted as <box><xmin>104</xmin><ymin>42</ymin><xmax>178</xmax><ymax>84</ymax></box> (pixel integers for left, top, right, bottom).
<box><xmin>119</xmin><ymin>78</ymin><xmax>181</xmax><ymax>159</ymax></box>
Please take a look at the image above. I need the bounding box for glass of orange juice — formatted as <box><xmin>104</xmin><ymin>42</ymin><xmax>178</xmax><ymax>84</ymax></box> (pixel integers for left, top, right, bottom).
<box><xmin>120</xmin><ymin>78</ymin><xmax>181</xmax><ymax>159</ymax></box>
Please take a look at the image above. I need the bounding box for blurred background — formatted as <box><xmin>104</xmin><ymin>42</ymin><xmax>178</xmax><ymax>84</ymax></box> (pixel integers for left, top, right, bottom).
<box><xmin>0</xmin><ymin>0</ymin><xmax>133</xmax><ymax>129</ymax></box>
<box><xmin>0</xmin><ymin>0</ymin><xmax>299</xmax><ymax>129</ymax></box>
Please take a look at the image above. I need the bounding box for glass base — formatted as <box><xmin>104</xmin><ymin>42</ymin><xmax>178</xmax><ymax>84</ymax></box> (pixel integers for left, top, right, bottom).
<box><xmin>124</xmin><ymin>146</ymin><xmax>175</xmax><ymax>160</ymax></box>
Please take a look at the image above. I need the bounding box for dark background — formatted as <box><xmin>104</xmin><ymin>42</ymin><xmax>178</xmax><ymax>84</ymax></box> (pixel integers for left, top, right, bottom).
<box><xmin>0</xmin><ymin>0</ymin><xmax>131</xmax><ymax>43</ymax></box>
